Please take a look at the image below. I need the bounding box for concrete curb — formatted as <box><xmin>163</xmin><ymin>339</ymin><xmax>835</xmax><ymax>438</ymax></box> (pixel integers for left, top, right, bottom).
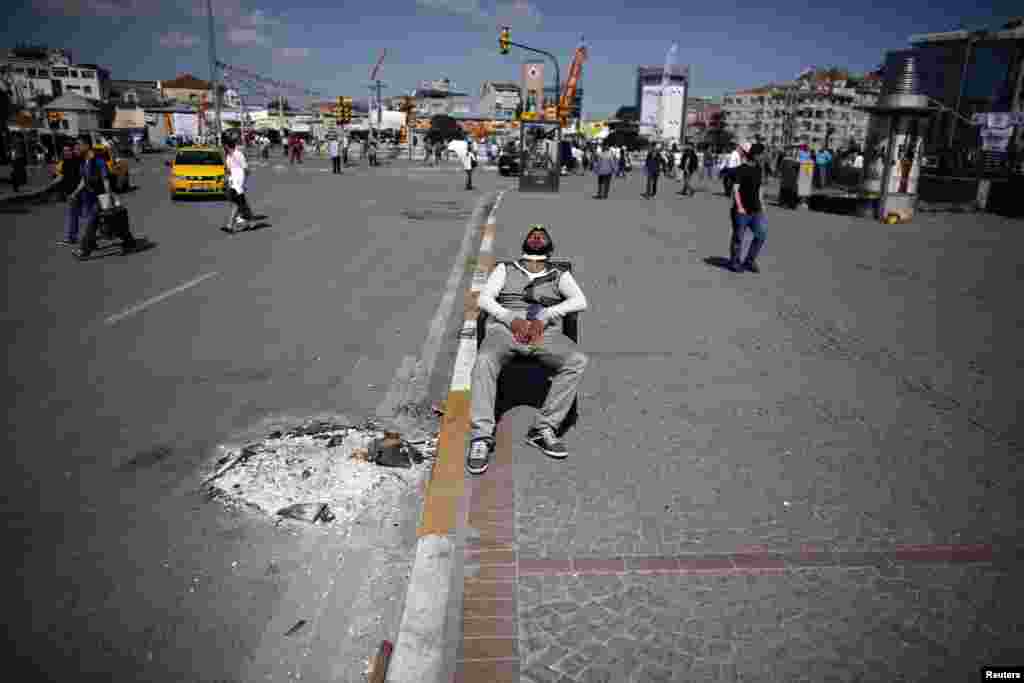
<box><xmin>386</xmin><ymin>190</ymin><xmax>505</xmax><ymax>683</ymax></box>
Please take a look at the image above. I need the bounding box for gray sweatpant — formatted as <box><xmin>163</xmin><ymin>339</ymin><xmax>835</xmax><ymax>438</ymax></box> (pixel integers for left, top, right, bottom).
<box><xmin>470</xmin><ymin>321</ymin><xmax>588</xmax><ymax>442</ymax></box>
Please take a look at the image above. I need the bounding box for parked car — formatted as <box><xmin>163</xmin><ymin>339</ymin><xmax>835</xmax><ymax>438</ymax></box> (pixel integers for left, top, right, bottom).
<box><xmin>498</xmin><ymin>142</ymin><xmax>521</xmax><ymax>176</ymax></box>
<box><xmin>166</xmin><ymin>146</ymin><xmax>225</xmax><ymax>200</ymax></box>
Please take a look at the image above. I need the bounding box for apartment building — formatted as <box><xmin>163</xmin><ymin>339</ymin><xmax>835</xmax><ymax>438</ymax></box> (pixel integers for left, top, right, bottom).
<box><xmin>1</xmin><ymin>47</ymin><xmax>107</xmax><ymax>105</ymax></box>
<box><xmin>721</xmin><ymin>75</ymin><xmax>881</xmax><ymax>150</ymax></box>
<box><xmin>479</xmin><ymin>81</ymin><xmax>521</xmax><ymax>120</ymax></box>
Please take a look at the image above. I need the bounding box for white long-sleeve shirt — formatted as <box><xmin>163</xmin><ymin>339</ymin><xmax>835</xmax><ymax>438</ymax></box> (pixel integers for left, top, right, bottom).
<box><xmin>478</xmin><ymin>261</ymin><xmax>587</xmax><ymax>327</ymax></box>
<box><xmin>227</xmin><ymin>148</ymin><xmax>248</xmax><ymax>193</ymax></box>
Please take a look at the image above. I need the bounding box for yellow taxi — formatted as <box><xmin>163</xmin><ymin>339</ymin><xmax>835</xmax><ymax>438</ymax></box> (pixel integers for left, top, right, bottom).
<box><xmin>167</xmin><ymin>146</ymin><xmax>226</xmax><ymax>199</ymax></box>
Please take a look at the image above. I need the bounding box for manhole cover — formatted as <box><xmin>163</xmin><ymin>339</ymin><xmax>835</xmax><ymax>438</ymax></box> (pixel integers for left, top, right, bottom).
<box><xmin>204</xmin><ymin>418</ymin><xmax>437</xmax><ymax>527</ymax></box>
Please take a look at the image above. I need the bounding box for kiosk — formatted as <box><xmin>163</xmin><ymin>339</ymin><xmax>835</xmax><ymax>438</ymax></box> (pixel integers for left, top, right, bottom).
<box><xmin>518</xmin><ymin>118</ymin><xmax>561</xmax><ymax>193</ymax></box>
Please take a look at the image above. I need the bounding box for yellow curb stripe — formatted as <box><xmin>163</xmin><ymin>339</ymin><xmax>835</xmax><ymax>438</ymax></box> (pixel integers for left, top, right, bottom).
<box><xmin>417</xmin><ymin>389</ymin><xmax>470</xmax><ymax>537</ymax></box>
<box><xmin>417</xmin><ymin>191</ymin><xmax>505</xmax><ymax>538</ymax></box>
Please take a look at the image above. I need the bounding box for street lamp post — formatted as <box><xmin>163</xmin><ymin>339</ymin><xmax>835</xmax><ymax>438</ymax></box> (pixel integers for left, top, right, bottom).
<box><xmin>206</xmin><ymin>0</ymin><xmax>222</xmax><ymax>142</ymax></box>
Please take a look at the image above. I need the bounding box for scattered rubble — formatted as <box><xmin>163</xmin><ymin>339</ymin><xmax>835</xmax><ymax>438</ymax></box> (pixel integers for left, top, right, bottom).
<box><xmin>204</xmin><ymin>417</ymin><xmax>439</xmax><ymax>528</ymax></box>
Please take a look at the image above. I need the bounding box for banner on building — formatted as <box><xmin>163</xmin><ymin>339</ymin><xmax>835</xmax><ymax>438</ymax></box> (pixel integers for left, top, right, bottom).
<box><xmin>658</xmin><ymin>84</ymin><xmax>687</xmax><ymax>141</ymax></box>
<box><xmin>113</xmin><ymin>108</ymin><xmax>146</xmax><ymax>129</ymax></box>
<box><xmin>639</xmin><ymin>85</ymin><xmax>661</xmax><ymax>136</ymax></box>
<box><xmin>522</xmin><ymin>62</ymin><xmax>545</xmax><ymax>112</ymax></box>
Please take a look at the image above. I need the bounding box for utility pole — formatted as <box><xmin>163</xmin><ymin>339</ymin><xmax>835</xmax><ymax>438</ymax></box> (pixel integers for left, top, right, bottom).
<box><xmin>206</xmin><ymin>0</ymin><xmax>222</xmax><ymax>142</ymax></box>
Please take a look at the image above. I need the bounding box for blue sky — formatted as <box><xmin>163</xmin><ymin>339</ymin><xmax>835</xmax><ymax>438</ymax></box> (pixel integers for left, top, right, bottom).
<box><xmin>5</xmin><ymin>0</ymin><xmax>1020</xmax><ymax>117</ymax></box>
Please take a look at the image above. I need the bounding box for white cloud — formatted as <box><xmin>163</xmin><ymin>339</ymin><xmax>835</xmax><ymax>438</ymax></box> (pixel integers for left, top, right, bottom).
<box><xmin>493</xmin><ymin>0</ymin><xmax>541</xmax><ymax>28</ymax></box>
<box><xmin>186</xmin><ymin>1</ymin><xmax>282</xmax><ymax>46</ymax></box>
<box><xmin>159</xmin><ymin>31</ymin><xmax>201</xmax><ymax>48</ymax></box>
<box><xmin>32</xmin><ymin>0</ymin><xmax>160</xmax><ymax>16</ymax></box>
<box><xmin>274</xmin><ymin>47</ymin><xmax>310</xmax><ymax>59</ymax></box>
<box><xmin>226</xmin><ymin>27</ymin><xmax>269</xmax><ymax>46</ymax></box>
<box><xmin>414</xmin><ymin>0</ymin><xmax>541</xmax><ymax>29</ymax></box>
<box><xmin>415</xmin><ymin>0</ymin><xmax>481</xmax><ymax>15</ymax></box>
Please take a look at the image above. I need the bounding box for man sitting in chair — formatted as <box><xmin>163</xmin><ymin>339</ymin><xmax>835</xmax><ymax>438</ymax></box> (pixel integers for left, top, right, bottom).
<box><xmin>467</xmin><ymin>225</ymin><xmax>589</xmax><ymax>475</ymax></box>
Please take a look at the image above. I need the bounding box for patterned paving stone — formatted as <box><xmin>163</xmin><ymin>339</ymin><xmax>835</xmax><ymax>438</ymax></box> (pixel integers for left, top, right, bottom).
<box><xmin>514</xmin><ymin>564</ymin><xmax>1023</xmax><ymax>683</ymax></box>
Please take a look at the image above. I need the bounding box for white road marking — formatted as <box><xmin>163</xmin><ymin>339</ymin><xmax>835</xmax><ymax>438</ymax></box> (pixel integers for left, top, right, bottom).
<box><xmin>449</xmin><ymin>338</ymin><xmax>477</xmax><ymax>393</ymax></box>
<box><xmin>103</xmin><ymin>272</ymin><xmax>219</xmax><ymax>326</ymax></box>
<box><xmin>448</xmin><ymin>191</ymin><xmax>504</xmax><ymax>392</ymax></box>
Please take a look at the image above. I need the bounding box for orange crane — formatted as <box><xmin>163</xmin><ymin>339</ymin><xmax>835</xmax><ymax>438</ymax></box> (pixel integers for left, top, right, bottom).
<box><xmin>557</xmin><ymin>38</ymin><xmax>587</xmax><ymax>127</ymax></box>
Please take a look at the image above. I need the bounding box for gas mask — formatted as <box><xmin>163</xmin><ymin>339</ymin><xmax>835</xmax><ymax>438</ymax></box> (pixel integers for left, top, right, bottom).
<box><xmin>521</xmin><ymin>225</ymin><xmax>554</xmax><ymax>261</ymax></box>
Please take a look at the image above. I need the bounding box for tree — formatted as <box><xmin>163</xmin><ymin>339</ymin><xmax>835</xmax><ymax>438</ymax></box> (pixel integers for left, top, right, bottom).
<box><xmin>426</xmin><ymin>114</ymin><xmax>462</xmax><ymax>145</ymax></box>
<box><xmin>613</xmin><ymin>105</ymin><xmax>638</xmax><ymax>122</ymax></box>
<box><xmin>705</xmin><ymin>126</ymin><xmax>735</xmax><ymax>154</ymax></box>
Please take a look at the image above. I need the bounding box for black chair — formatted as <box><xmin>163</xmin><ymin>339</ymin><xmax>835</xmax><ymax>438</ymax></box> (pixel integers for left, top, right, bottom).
<box><xmin>476</xmin><ymin>258</ymin><xmax>580</xmax><ymax>437</ymax></box>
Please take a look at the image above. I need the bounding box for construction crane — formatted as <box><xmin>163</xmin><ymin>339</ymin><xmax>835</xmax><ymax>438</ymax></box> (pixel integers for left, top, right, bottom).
<box><xmin>368</xmin><ymin>49</ymin><xmax>388</xmax><ymax>147</ymax></box>
<box><xmin>558</xmin><ymin>37</ymin><xmax>587</xmax><ymax>129</ymax></box>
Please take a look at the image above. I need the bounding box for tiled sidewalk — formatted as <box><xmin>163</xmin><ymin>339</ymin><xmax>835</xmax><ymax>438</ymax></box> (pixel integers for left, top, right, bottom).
<box><xmin>448</xmin><ymin>175</ymin><xmax>1023</xmax><ymax>683</ymax></box>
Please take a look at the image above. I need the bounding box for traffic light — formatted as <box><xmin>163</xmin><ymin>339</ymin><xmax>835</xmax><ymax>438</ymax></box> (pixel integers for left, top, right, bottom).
<box><xmin>336</xmin><ymin>96</ymin><xmax>344</xmax><ymax>122</ymax></box>
<box><xmin>499</xmin><ymin>27</ymin><xmax>510</xmax><ymax>54</ymax></box>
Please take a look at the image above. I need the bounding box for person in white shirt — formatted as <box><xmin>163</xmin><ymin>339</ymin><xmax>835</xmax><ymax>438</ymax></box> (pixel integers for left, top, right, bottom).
<box><xmin>467</xmin><ymin>225</ymin><xmax>588</xmax><ymax>474</ymax></box>
<box><xmin>222</xmin><ymin>136</ymin><xmax>253</xmax><ymax>233</ymax></box>
<box><xmin>571</xmin><ymin>145</ymin><xmax>583</xmax><ymax>175</ymax></box>
<box><xmin>328</xmin><ymin>137</ymin><xmax>341</xmax><ymax>174</ymax></box>
<box><xmin>462</xmin><ymin>141</ymin><xmax>477</xmax><ymax>190</ymax></box>
<box><xmin>723</xmin><ymin>143</ymin><xmax>743</xmax><ymax>196</ymax></box>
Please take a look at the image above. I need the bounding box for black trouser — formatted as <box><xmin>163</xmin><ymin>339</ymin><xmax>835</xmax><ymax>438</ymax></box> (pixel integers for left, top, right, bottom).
<box><xmin>465</xmin><ymin>169</ymin><xmax>474</xmax><ymax>189</ymax></box>
<box><xmin>645</xmin><ymin>173</ymin><xmax>659</xmax><ymax>197</ymax></box>
<box><xmin>81</xmin><ymin>206</ymin><xmax>136</xmax><ymax>254</ymax></box>
<box><xmin>681</xmin><ymin>171</ymin><xmax>694</xmax><ymax>195</ymax></box>
<box><xmin>331</xmin><ymin>156</ymin><xmax>341</xmax><ymax>174</ymax></box>
<box><xmin>596</xmin><ymin>174</ymin><xmax>611</xmax><ymax>198</ymax></box>
<box><xmin>723</xmin><ymin>169</ymin><xmax>735</xmax><ymax>196</ymax></box>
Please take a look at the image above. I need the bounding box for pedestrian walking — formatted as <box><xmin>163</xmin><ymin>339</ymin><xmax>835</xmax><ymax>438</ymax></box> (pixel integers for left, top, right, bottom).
<box><xmin>673</xmin><ymin>145</ymin><xmax>683</xmax><ymax>181</ymax></box>
<box><xmin>221</xmin><ymin>135</ymin><xmax>254</xmax><ymax>234</ymax></box>
<box><xmin>71</xmin><ymin>136</ymin><xmax>137</xmax><ymax>259</ymax></box>
<box><xmin>816</xmin><ymin>147</ymin><xmax>832</xmax><ymax>187</ymax></box>
<box><xmin>48</xmin><ymin>144</ymin><xmax>83</xmax><ymax>246</ymax></box>
<box><xmin>616</xmin><ymin>145</ymin><xmax>627</xmax><ymax>177</ymax></box>
<box><xmin>643</xmin><ymin>144</ymin><xmax>664</xmax><ymax>198</ymax></box>
<box><xmin>328</xmin><ymin>137</ymin><xmax>341</xmax><ymax>174</ymax></box>
<box><xmin>368</xmin><ymin>138</ymin><xmax>379</xmax><ymax>167</ymax></box>
<box><xmin>678</xmin><ymin>145</ymin><xmax>699</xmax><ymax>196</ymax></box>
<box><xmin>727</xmin><ymin>142</ymin><xmax>767</xmax><ymax>274</ymax></box>
<box><xmin>723</xmin><ymin>143</ymin><xmax>742</xmax><ymax>196</ymax></box>
<box><xmin>466</xmin><ymin>225</ymin><xmax>588</xmax><ymax>474</ymax></box>
<box><xmin>10</xmin><ymin>142</ymin><xmax>28</xmax><ymax>193</ymax></box>
<box><xmin>463</xmin><ymin>142</ymin><xmax>477</xmax><ymax>190</ymax></box>
<box><xmin>593</xmin><ymin>144</ymin><xmax>614</xmax><ymax>199</ymax></box>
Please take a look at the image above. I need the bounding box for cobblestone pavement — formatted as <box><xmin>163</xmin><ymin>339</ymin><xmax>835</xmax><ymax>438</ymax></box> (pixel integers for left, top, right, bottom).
<box><xmin>452</xmin><ymin>172</ymin><xmax>1024</xmax><ymax>683</ymax></box>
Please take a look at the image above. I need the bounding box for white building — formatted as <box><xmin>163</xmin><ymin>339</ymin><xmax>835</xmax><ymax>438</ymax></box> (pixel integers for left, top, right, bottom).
<box><xmin>720</xmin><ymin>75</ymin><xmax>881</xmax><ymax>150</ymax></box>
<box><xmin>42</xmin><ymin>92</ymin><xmax>101</xmax><ymax>136</ymax></box>
<box><xmin>0</xmin><ymin>48</ymin><xmax>105</xmax><ymax>107</ymax></box>
<box><xmin>479</xmin><ymin>81</ymin><xmax>521</xmax><ymax>120</ymax></box>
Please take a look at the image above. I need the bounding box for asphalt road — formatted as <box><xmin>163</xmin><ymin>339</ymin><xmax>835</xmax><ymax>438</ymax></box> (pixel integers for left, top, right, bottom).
<box><xmin>1</xmin><ymin>151</ymin><xmax>511</xmax><ymax>682</ymax></box>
